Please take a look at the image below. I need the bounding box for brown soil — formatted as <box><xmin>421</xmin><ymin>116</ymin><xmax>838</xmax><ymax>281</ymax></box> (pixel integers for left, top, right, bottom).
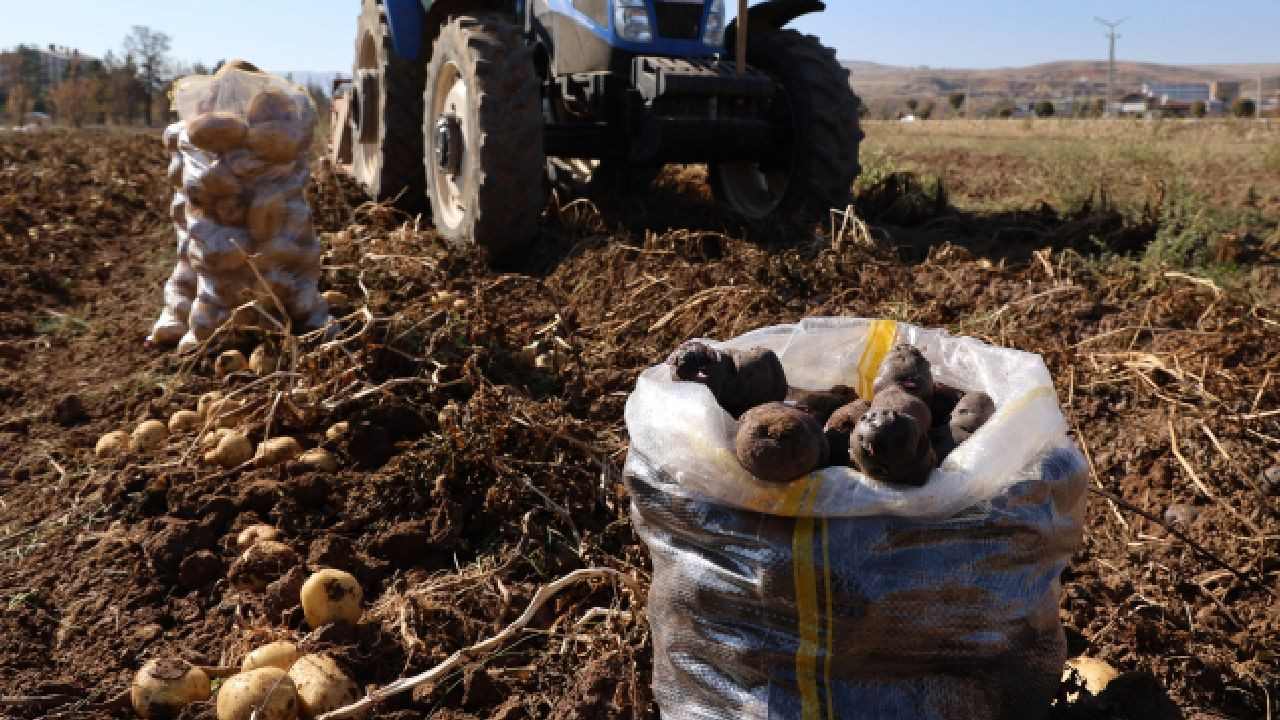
<box><xmin>1</xmin><ymin>129</ymin><xmax>1278</xmax><ymax>719</ymax></box>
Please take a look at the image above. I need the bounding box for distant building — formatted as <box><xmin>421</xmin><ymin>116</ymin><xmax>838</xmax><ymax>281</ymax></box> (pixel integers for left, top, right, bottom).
<box><xmin>0</xmin><ymin>45</ymin><xmax>98</xmax><ymax>95</ymax></box>
<box><xmin>38</xmin><ymin>46</ymin><xmax>97</xmax><ymax>85</ymax></box>
<box><xmin>1142</xmin><ymin>82</ymin><xmax>1210</xmax><ymax>103</ymax></box>
<box><xmin>1209</xmin><ymin>80</ymin><xmax>1241</xmax><ymax>101</ymax></box>
<box><xmin>1117</xmin><ymin>92</ymin><xmax>1150</xmax><ymax>115</ymax></box>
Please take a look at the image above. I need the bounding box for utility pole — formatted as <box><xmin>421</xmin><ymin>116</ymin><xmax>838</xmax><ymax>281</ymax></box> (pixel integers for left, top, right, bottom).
<box><xmin>1095</xmin><ymin>17</ymin><xmax>1128</xmax><ymax>118</ymax></box>
<box><xmin>1259</xmin><ymin>71</ymin><xmax>1264</xmax><ymax>119</ymax></box>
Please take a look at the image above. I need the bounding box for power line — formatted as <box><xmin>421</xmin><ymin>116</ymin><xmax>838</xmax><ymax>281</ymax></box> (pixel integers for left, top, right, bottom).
<box><xmin>1095</xmin><ymin>16</ymin><xmax>1128</xmax><ymax>118</ymax></box>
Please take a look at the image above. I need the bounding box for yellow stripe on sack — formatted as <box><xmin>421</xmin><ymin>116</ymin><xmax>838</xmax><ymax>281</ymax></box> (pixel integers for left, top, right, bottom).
<box><xmin>856</xmin><ymin>320</ymin><xmax>898</xmax><ymax>399</ymax></box>
<box><xmin>791</xmin><ymin>476</ymin><xmax>823</xmax><ymax>720</ymax></box>
<box><xmin>822</xmin><ymin>516</ymin><xmax>835</xmax><ymax>720</ymax></box>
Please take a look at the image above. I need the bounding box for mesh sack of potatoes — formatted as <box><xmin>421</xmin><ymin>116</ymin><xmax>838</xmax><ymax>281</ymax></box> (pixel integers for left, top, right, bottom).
<box><xmin>147</xmin><ymin>67</ymin><xmax>328</xmax><ymax>352</ymax></box>
<box><xmin>624</xmin><ymin>318</ymin><xmax>1087</xmax><ymax>720</ymax></box>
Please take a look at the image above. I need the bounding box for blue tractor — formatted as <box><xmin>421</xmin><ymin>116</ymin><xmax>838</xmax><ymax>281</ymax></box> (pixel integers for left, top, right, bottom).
<box><xmin>330</xmin><ymin>0</ymin><xmax>862</xmax><ymax>260</ymax></box>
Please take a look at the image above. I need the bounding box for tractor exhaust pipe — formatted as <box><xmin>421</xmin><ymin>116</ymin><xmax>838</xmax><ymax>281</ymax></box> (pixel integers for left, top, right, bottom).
<box><xmin>737</xmin><ymin>0</ymin><xmax>748</xmax><ymax>75</ymax></box>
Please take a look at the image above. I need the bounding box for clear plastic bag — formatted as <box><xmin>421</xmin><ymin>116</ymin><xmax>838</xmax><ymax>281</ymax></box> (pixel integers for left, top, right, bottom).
<box><xmin>147</xmin><ymin>69</ymin><xmax>328</xmax><ymax>351</ymax></box>
<box><xmin>625</xmin><ymin>318</ymin><xmax>1087</xmax><ymax>720</ymax></box>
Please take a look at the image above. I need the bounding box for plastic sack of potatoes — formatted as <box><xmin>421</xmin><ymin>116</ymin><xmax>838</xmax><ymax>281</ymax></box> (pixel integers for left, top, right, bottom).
<box><xmin>148</xmin><ymin>124</ymin><xmax>198</xmax><ymax>345</ymax></box>
<box><xmin>624</xmin><ymin>318</ymin><xmax>1087</xmax><ymax>720</ymax></box>
<box><xmin>147</xmin><ymin>68</ymin><xmax>328</xmax><ymax>352</ymax></box>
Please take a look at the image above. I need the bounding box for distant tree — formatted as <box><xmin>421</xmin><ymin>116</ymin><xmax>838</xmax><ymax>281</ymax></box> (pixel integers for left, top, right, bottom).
<box><xmin>917</xmin><ymin>100</ymin><xmax>935</xmax><ymax>120</ymax></box>
<box><xmin>947</xmin><ymin>91</ymin><xmax>965</xmax><ymax>115</ymax></box>
<box><xmin>1190</xmin><ymin>100</ymin><xmax>1207</xmax><ymax>118</ymax></box>
<box><xmin>904</xmin><ymin>97</ymin><xmax>918</xmax><ymax>113</ymax></box>
<box><xmin>50</xmin><ymin>58</ymin><xmax>101</xmax><ymax>126</ymax></box>
<box><xmin>1033</xmin><ymin>100</ymin><xmax>1055</xmax><ymax>117</ymax></box>
<box><xmin>1230</xmin><ymin>98</ymin><xmax>1256</xmax><ymax>118</ymax></box>
<box><xmin>985</xmin><ymin>98</ymin><xmax>1015</xmax><ymax>118</ymax></box>
<box><xmin>101</xmin><ymin>51</ymin><xmax>147</xmax><ymax>124</ymax></box>
<box><xmin>1</xmin><ymin>46</ymin><xmax>44</xmax><ymax>119</ymax></box>
<box><xmin>6</xmin><ymin>82</ymin><xmax>32</xmax><ymax>122</ymax></box>
<box><xmin>122</xmin><ymin>26</ymin><xmax>172</xmax><ymax>125</ymax></box>
<box><xmin>1089</xmin><ymin>98</ymin><xmax>1107</xmax><ymax>117</ymax></box>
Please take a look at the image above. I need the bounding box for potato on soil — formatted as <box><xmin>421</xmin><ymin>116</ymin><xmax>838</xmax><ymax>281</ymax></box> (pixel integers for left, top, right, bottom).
<box><xmin>300</xmin><ymin>568</ymin><xmax>362</xmax><ymax>628</ymax></box>
<box><xmin>734</xmin><ymin>403</ymin><xmax>828</xmax><ymax>484</ymax></box>
<box><xmin>197</xmin><ymin>390</ymin><xmax>226</xmax><ymax>418</ymax></box>
<box><xmin>229</xmin><ymin>539</ymin><xmax>300</xmax><ymax>592</ymax></box>
<box><xmin>187</xmin><ymin>111</ymin><xmax>248</xmax><ymax>154</ymax></box>
<box><xmin>95</xmin><ymin>429</ymin><xmax>130</xmax><ymax>459</ymax></box>
<box><xmin>298</xmin><ymin>447</ymin><xmax>338</xmax><ymax>472</ymax></box>
<box><xmin>236</xmin><ymin>523</ymin><xmax>281</xmax><ymax>551</ymax></box>
<box><xmin>1063</xmin><ymin>656</ymin><xmax>1120</xmax><ymax>699</ymax></box>
<box><xmin>321</xmin><ymin>290</ymin><xmax>349</xmax><ymax>310</ymax></box>
<box><xmin>169</xmin><ymin>409</ymin><xmax>202</xmax><ymax>434</ymax></box>
<box><xmin>131</xmin><ymin>657</ymin><xmax>211</xmax><ymax>719</ymax></box>
<box><xmin>288</xmin><ymin>653</ymin><xmax>360</xmax><ymax>718</ymax></box>
<box><xmin>215</xmin><ymin>349</ymin><xmax>248</xmax><ymax>377</ymax></box>
<box><xmin>249</xmin><ymin>345</ymin><xmax>280</xmax><ymax>374</ymax></box>
<box><xmin>216</xmin><ymin>666</ymin><xmax>298</xmax><ymax>720</ymax></box>
<box><xmin>199</xmin><ymin>427</ymin><xmax>233</xmax><ymax>453</ymax></box>
<box><xmin>324</xmin><ymin>421</ymin><xmax>349</xmax><ymax>441</ymax></box>
<box><xmin>242</xmin><ymin>640</ymin><xmax>299</xmax><ymax>672</ymax></box>
<box><xmin>256</xmin><ymin>436</ymin><xmax>302</xmax><ymax>467</ymax></box>
<box><xmin>204</xmin><ymin>431</ymin><xmax>253</xmax><ymax>468</ymax></box>
<box><xmin>130</xmin><ymin>419</ymin><xmax>169</xmax><ymax>452</ymax></box>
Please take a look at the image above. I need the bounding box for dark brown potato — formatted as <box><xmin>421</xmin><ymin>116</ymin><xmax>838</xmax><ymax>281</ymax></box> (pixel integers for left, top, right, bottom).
<box><xmin>930</xmin><ymin>424</ymin><xmax>961</xmax><ymax>462</ymax></box>
<box><xmin>823</xmin><ymin>398</ymin><xmax>870</xmax><ymax>467</ymax></box>
<box><xmin>951</xmin><ymin>391</ymin><xmax>995</xmax><ymax>434</ymax></box>
<box><xmin>929</xmin><ymin>382</ymin><xmax>965</xmax><ymax>427</ymax></box>
<box><xmin>850</xmin><ymin>407</ymin><xmax>936</xmax><ymax>487</ymax></box>
<box><xmin>872</xmin><ymin>343</ymin><xmax>935</xmax><ymax>400</ymax></box>
<box><xmin>725</xmin><ymin>347</ymin><xmax>788</xmax><ymax>417</ymax></box>
<box><xmin>735</xmin><ymin>403</ymin><xmax>828</xmax><ymax>484</ymax></box>
<box><xmin>870</xmin><ymin>385</ymin><xmax>932</xmax><ymax>429</ymax></box>
<box><xmin>788</xmin><ymin>384</ymin><xmax>859</xmax><ymax>425</ymax></box>
<box><xmin>667</xmin><ymin>341</ymin><xmax>736</xmax><ymax>404</ymax></box>
<box><xmin>667</xmin><ymin>342</ymin><xmax>787</xmax><ymax>418</ymax></box>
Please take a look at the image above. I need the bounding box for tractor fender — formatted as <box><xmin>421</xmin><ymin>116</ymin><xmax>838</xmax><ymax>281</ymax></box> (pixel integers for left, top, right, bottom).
<box><xmin>383</xmin><ymin>0</ymin><xmax>426</xmax><ymax>60</ymax></box>
<box><xmin>725</xmin><ymin>0</ymin><xmax>825</xmax><ymax>48</ymax></box>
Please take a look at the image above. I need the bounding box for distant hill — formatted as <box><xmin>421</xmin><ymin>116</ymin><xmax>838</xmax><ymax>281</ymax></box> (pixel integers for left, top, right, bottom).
<box><xmin>843</xmin><ymin>59</ymin><xmax>1279</xmax><ymax>110</ymax></box>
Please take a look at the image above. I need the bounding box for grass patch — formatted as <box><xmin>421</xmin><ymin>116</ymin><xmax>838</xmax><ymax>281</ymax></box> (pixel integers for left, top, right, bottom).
<box><xmin>34</xmin><ymin>308</ymin><xmax>90</xmax><ymax>336</ymax></box>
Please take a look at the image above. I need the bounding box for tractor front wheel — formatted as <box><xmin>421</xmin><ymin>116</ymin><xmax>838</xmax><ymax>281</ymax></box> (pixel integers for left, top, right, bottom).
<box><xmin>423</xmin><ymin>14</ymin><xmax>545</xmax><ymax>262</ymax></box>
<box><xmin>711</xmin><ymin>29</ymin><xmax>863</xmax><ymax>222</ymax></box>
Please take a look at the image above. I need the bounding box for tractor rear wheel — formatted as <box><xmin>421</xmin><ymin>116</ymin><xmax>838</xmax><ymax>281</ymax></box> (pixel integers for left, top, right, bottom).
<box><xmin>350</xmin><ymin>0</ymin><xmax>426</xmax><ymax>210</ymax></box>
<box><xmin>424</xmin><ymin>15</ymin><xmax>545</xmax><ymax>262</ymax></box>
<box><xmin>711</xmin><ymin>29</ymin><xmax>863</xmax><ymax>222</ymax></box>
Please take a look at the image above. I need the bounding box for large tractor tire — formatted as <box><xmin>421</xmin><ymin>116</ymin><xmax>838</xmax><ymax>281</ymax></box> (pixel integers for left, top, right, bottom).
<box><xmin>424</xmin><ymin>15</ymin><xmax>545</xmax><ymax>262</ymax></box>
<box><xmin>710</xmin><ymin>29</ymin><xmax>863</xmax><ymax>222</ymax></box>
<box><xmin>350</xmin><ymin>0</ymin><xmax>426</xmax><ymax>210</ymax></box>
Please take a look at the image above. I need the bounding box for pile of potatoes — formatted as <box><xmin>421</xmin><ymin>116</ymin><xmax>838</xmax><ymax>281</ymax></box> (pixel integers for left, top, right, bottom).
<box><xmin>93</xmin><ymin>356</ymin><xmax>339</xmax><ymax>472</ymax></box>
<box><xmin>148</xmin><ymin>60</ymin><xmax>329</xmax><ymax>352</ymax></box>
<box><xmin>668</xmin><ymin>341</ymin><xmax>995</xmax><ymax>487</ymax></box>
<box><xmin>131</xmin><ymin>531</ymin><xmax>368</xmax><ymax>718</ymax></box>
<box><xmin>132</xmin><ymin>643</ymin><xmax>362</xmax><ymax>720</ymax></box>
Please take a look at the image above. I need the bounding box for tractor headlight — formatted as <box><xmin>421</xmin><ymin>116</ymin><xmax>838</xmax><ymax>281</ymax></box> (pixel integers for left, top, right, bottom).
<box><xmin>614</xmin><ymin>0</ymin><xmax>653</xmax><ymax>42</ymax></box>
<box><xmin>702</xmin><ymin>0</ymin><xmax>726</xmax><ymax>46</ymax></box>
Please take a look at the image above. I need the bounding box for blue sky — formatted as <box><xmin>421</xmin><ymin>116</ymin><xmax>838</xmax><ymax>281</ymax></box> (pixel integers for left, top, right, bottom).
<box><xmin>2</xmin><ymin>1</ymin><xmax>1277</xmax><ymax>71</ymax></box>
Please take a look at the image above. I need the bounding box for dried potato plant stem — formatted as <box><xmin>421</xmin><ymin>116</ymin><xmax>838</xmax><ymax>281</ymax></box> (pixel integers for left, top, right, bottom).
<box><xmin>316</xmin><ymin>568</ymin><xmax>637</xmax><ymax>720</ymax></box>
<box><xmin>1087</xmin><ymin>486</ymin><xmax>1270</xmax><ymax>595</ymax></box>
<box><xmin>1167</xmin><ymin>418</ymin><xmax>1263</xmax><ymax>536</ymax></box>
